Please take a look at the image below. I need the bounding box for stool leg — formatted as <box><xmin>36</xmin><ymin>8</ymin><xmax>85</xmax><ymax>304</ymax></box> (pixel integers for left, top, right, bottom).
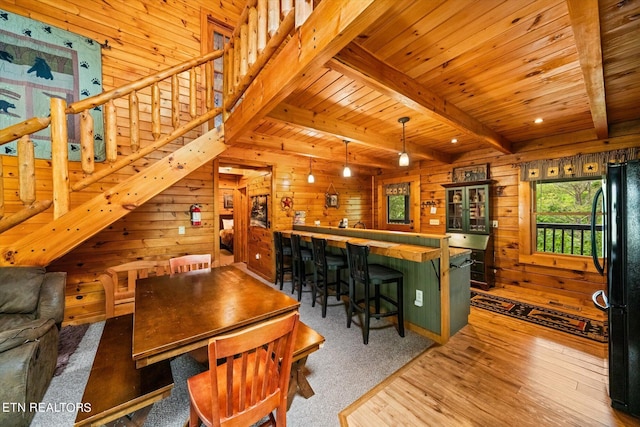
<box><xmin>297</xmin><ymin>261</ymin><xmax>305</xmax><ymax>301</ymax></box>
<box><xmin>397</xmin><ymin>278</ymin><xmax>405</xmax><ymax>337</ymax></box>
<box><xmin>311</xmin><ymin>266</ymin><xmax>318</xmax><ymax>308</ymax></box>
<box><xmin>363</xmin><ymin>282</ymin><xmax>370</xmax><ymax>345</ymax></box>
<box><xmin>374</xmin><ymin>283</ymin><xmax>381</xmax><ymax>318</ymax></box>
<box><xmin>347</xmin><ymin>277</ymin><xmax>354</xmax><ymax>329</ymax></box>
<box><xmin>322</xmin><ymin>271</ymin><xmax>329</xmax><ymax>318</ymax></box>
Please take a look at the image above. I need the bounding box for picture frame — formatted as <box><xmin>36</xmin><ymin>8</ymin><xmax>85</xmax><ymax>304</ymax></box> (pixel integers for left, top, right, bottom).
<box><xmin>452</xmin><ymin>163</ymin><xmax>489</xmax><ymax>183</ymax></box>
<box><xmin>223</xmin><ymin>193</ymin><xmax>233</xmax><ymax>209</ymax></box>
<box><xmin>250</xmin><ymin>195</ymin><xmax>268</xmax><ymax>228</ymax></box>
<box><xmin>325</xmin><ymin>193</ymin><xmax>339</xmax><ymax>208</ymax></box>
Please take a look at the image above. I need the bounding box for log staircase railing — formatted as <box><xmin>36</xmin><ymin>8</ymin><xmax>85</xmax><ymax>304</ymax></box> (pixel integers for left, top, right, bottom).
<box><xmin>0</xmin><ymin>50</ymin><xmax>223</xmax><ymax>233</ymax></box>
<box><xmin>0</xmin><ymin>0</ymin><xmax>313</xmax><ymax>265</ymax></box>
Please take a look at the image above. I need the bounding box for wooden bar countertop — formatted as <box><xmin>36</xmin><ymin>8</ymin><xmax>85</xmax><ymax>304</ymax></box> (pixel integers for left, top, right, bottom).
<box><xmin>281</xmin><ymin>229</ymin><xmax>469</xmax><ymax>263</ymax></box>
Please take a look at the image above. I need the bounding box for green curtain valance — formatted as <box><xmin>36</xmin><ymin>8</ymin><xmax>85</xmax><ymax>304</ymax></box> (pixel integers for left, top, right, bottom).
<box><xmin>519</xmin><ymin>148</ymin><xmax>638</xmax><ymax>181</ymax></box>
<box><xmin>385</xmin><ymin>182</ymin><xmax>410</xmax><ymax>196</ymax></box>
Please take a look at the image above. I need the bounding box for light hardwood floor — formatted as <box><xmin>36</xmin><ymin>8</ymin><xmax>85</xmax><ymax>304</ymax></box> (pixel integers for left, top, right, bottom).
<box><xmin>339</xmin><ymin>305</ymin><xmax>639</xmax><ymax>426</ymax></box>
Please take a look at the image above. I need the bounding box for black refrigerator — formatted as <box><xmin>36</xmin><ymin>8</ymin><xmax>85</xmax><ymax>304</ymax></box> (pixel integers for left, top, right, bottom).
<box><xmin>592</xmin><ymin>159</ymin><xmax>640</xmax><ymax>418</ymax></box>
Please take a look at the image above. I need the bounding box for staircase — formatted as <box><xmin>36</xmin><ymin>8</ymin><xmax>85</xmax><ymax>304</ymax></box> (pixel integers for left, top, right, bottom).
<box><xmin>0</xmin><ymin>0</ymin><xmax>321</xmax><ymax>267</ymax></box>
<box><xmin>0</xmin><ymin>50</ymin><xmax>230</xmax><ymax>266</ymax></box>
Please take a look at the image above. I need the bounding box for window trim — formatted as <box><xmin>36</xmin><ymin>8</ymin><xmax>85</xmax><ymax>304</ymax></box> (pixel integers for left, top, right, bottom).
<box><xmin>518</xmin><ymin>180</ymin><xmax>602</xmax><ymax>273</ymax></box>
<box><xmin>377</xmin><ymin>175</ymin><xmax>420</xmax><ymax>231</ymax></box>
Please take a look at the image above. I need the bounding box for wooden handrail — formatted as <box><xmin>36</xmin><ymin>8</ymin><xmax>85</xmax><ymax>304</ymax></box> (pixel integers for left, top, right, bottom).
<box><xmin>0</xmin><ymin>0</ymin><xmax>313</xmax><ymax>239</ymax></box>
<box><xmin>66</xmin><ymin>50</ymin><xmax>223</xmax><ymax>114</ymax></box>
<box><xmin>71</xmin><ymin>107</ymin><xmax>221</xmax><ymax>192</ymax></box>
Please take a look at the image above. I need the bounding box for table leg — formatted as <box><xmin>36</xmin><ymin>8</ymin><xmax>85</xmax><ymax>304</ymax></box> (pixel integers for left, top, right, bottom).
<box><xmin>287</xmin><ymin>356</ymin><xmax>315</xmax><ymax>410</ymax></box>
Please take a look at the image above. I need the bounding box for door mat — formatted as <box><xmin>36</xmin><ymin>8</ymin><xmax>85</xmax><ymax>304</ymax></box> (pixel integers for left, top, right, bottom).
<box><xmin>470</xmin><ymin>291</ymin><xmax>608</xmax><ymax>343</ymax></box>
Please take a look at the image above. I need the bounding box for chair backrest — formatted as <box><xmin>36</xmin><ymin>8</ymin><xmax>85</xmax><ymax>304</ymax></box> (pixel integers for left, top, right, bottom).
<box><xmin>311</xmin><ymin>237</ymin><xmax>328</xmax><ymax>271</ymax></box>
<box><xmin>290</xmin><ymin>233</ymin><xmax>303</xmax><ymax>262</ymax></box>
<box><xmin>207</xmin><ymin>311</ymin><xmax>299</xmax><ymax>425</ymax></box>
<box><xmin>346</xmin><ymin>242</ymin><xmax>370</xmax><ymax>285</ymax></box>
<box><xmin>274</xmin><ymin>231</ymin><xmax>284</xmax><ymax>262</ymax></box>
<box><xmin>99</xmin><ymin>260</ymin><xmax>170</xmax><ymax>318</ymax></box>
<box><xmin>169</xmin><ymin>254</ymin><xmax>212</xmax><ymax>274</ymax></box>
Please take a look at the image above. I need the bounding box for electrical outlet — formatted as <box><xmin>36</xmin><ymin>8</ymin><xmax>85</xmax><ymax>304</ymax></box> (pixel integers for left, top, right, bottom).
<box><xmin>414</xmin><ymin>289</ymin><xmax>423</xmax><ymax>307</ymax></box>
<box><xmin>255</xmin><ymin>253</ymin><xmax>261</xmax><ymax>260</ymax></box>
<box><xmin>492</xmin><ymin>220</ymin><xmax>499</xmax><ymax>228</ymax></box>
<box><xmin>178</xmin><ymin>226</ymin><xmax>185</xmax><ymax>235</ymax></box>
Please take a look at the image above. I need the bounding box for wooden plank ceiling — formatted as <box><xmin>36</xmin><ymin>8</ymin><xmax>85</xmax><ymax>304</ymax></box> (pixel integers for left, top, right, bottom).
<box><xmin>227</xmin><ymin>0</ymin><xmax>640</xmax><ymax>170</ymax></box>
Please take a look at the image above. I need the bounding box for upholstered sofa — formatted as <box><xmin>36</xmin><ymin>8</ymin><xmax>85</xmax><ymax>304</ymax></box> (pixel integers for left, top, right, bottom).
<box><xmin>0</xmin><ymin>267</ymin><xmax>65</xmax><ymax>427</ymax></box>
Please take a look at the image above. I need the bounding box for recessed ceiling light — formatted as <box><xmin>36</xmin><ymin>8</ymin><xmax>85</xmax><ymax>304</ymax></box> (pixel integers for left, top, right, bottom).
<box><xmin>534</xmin><ymin>118</ymin><xmax>544</xmax><ymax>124</ymax></box>
<box><xmin>451</xmin><ymin>138</ymin><xmax>458</xmax><ymax>144</ymax></box>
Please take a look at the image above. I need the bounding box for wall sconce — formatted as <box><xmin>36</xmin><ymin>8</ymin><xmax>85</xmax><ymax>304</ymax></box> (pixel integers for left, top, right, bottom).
<box><xmin>342</xmin><ymin>140</ymin><xmax>351</xmax><ymax>178</ymax></box>
<box><xmin>398</xmin><ymin>116</ymin><xmax>410</xmax><ymax>167</ymax></box>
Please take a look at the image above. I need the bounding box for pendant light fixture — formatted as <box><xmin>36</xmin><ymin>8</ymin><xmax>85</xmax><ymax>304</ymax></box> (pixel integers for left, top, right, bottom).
<box><xmin>398</xmin><ymin>116</ymin><xmax>410</xmax><ymax>167</ymax></box>
<box><xmin>342</xmin><ymin>140</ymin><xmax>351</xmax><ymax>177</ymax></box>
<box><xmin>307</xmin><ymin>156</ymin><xmax>315</xmax><ymax>183</ymax></box>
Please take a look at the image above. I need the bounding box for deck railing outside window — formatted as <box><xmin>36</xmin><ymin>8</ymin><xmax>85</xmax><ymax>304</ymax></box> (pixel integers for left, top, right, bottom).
<box><xmin>536</xmin><ymin>222</ymin><xmax>603</xmax><ymax>256</ymax></box>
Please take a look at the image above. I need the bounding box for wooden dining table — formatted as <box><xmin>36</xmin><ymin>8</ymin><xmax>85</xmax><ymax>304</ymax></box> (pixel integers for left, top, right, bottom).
<box><xmin>132</xmin><ymin>265</ymin><xmax>300</xmax><ymax>368</ymax></box>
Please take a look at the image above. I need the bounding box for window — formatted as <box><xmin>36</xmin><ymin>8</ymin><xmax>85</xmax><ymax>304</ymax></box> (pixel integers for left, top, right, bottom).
<box><xmin>387</xmin><ymin>194</ymin><xmax>410</xmax><ymax>224</ymax></box>
<box><xmin>533</xmin><ymin>179</ymin><xmax>603</xmax><ymax>256</ymax></box>
<box><xmin>377</xmin><ymin>176</ymin><xmax>420</xmax><ymax>231</ymax></box>
<box><xmin>212</xmin><ymin>24</ymin><xmax>231</xmax><ymax>128</ymax></box>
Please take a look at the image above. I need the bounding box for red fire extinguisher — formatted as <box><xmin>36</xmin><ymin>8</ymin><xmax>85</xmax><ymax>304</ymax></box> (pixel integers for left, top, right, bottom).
<box><xmin>190</xmin><ymin>204</ymin><xmax>202</xmax><ymax>226</ymax></box>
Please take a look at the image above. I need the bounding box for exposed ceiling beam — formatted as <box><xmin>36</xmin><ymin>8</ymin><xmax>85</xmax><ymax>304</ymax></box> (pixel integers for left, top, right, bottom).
<box><xmin>235</xmin><ymin>132</ymin><xmax>392</xmax><ymax>169</ymax></box>
<box><xmin>223</xmin><ymin>0</ymin><xmax>396</xmax><ymax>145</ymax></box>
<box><xmin>268</xmin><ymin>103</ymin><xmax>452</xmax><ymax>164</ymax></box>
<box><xmin>330</xmin><ymin>42</ymin><xmax>513</xmax><ymax>154</ymax></box>
<box><xmin>566</xmin><ymin>0</ymin><xmax>608</xmax><ymax>139</ymax></box>
<box><xmin>220</xmin><ymin>146</ymin><xmax>381</xmax><ymax>176</ymax></box>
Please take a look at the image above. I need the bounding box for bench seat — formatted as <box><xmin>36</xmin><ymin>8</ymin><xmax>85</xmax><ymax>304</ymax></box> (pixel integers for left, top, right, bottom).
<box><xmin>74</xmin><ymin>314</ymin><xmax>173</xmax><ymax>427</ymax></box>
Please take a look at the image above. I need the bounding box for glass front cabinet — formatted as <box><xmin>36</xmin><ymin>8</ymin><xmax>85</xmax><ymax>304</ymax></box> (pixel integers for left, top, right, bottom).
<box><xmin>444</xmin><ymin>182</ymin><xmax>490</xmax><ymax>234</ymax></box>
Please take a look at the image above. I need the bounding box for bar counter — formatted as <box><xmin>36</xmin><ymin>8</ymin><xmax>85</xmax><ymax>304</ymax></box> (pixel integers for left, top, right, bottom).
<box><xmin>282</xmin><ymin>226</ymin><xmax>472</xmax><ymax>344</ymax></box>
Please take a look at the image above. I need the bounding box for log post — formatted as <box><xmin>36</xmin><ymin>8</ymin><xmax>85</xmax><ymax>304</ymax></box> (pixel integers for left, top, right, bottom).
<box><xmin>105</xmin><ymin>99</ymin><xmax>118</xmax><ymax>162</ymax></box>
<box><xmin>129</xmin><ymin>91</ymin><xmax>140</xmax><ymax>152</ymax></box>
<box><xmin>295</xmin><ymin>0</ymin><xmax>313</xmax><ymax>29</ymax></box>
<box><xmin>152</xmin><ymin>83</ymin><xmax>161</xmax><ymax>140</ymax></box>
<box><xmin>233</xmin><ymin>35</ymin><xmax>241</xmax><ymax>85</ymax></box>
<box><xmin>257</xmin><ymin>0</ymin><xmax>267</xmax><ymax>53</ymax></box>
<box><xmin>206</xmin><ymin>60</ymin><xmax>214</xmax><ymax>111</ymax></box>
<box><xmin>80</xmin><ymin>111</ymin><xmax>95</xmax><ymax>174</ymax></box>
<box><xmin>267</xmin><ymin>0</ymin><xmax>280</xmax><ymax>37</ymax></box>
<box><xmin>189</xmin><ymin>68</ymin><xmax>197</xmax><ymax>118</ymax></box>
<box><xmin>18</xmin><ymin>135</ymin><xmax>35</xmax><ymax>205</ymax></box>
<box><xmin>50</xmin><ymin>97</ymin><xmax>70</xmax><ymax>219</ymax></box>
<box><xmin>223</xmin><ymin>47</ymin><xmax>231</xmax><ymax>121</ymax></box>
<box><xmin>240</xmin><ymin>23</ymin><xmax>248</xmax><ymax>78</ymax></box>
<box><xmin>281</xmin><ymin>0</ymin><xmax>293</xmax><ymax>16</ymax></box>
<box><xmin>172</xmin><ymin>74</ymin><xmax>180</xmax><ymax>129</ymax></box>
<box><xmin>248</xmin><ymin>7</ymin><xmax>258</xmax><ymax>67</ymax></box>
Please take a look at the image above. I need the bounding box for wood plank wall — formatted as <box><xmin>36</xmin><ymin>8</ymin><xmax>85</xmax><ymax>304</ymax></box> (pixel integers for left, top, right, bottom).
<box><xmin>0</xmin><ymin>0</ymin><xmax>242</xmax><ymax>324</ymax></box>
<box><xmin>242</xmin><ymin>157</ymin><xmax>373</xmax><ymax>282</ymax></box>
<box><xmin>377</xmin><ymin>133</ymin><xmax>640</xmax><ymax>307</ymax></box>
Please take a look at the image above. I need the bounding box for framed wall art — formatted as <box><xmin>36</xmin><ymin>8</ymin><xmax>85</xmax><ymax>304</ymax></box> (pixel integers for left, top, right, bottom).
<box><xmin>452</xmin><ymin>163</ymin><xmax>489</xmax><ymax>183</ymax></box>
<box><xmin>250</xmin><ymin>195</ymin><xmax>268</xmax><ymax>228</ymax></box>
<box><xmin>223</xmin><ymin>193</ymin><xmax>233</xmax><ymax>209</ymax></box>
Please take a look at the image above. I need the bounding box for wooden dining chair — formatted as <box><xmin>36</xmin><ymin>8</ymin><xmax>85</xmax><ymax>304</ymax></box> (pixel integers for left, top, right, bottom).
<box><xmin>169</xmin><ymin>254</ymin><xmax>212</xmax><ymax>274</ymax></box>
<box><xmin>187</xmin><ymin>311</ymin><xmax>300</xmax><ymax>427</ymax></box>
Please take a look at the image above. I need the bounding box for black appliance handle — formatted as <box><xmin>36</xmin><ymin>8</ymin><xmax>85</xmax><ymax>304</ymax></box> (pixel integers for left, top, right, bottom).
<box><xmin>591</xmin><ymin>290</ymin><xmax>609</xmax><ymax>312</ymax></box>
<box><xmin>591</xmin><ymin>187</ymin><xmax>605</xmax><ymax>275</ymax></box>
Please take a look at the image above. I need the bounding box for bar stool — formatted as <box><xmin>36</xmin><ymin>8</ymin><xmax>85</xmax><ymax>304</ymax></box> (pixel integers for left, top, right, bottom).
<box><xmin>273</xmin><ymin>231</ymin><xmax>292</xmax><ymax>290</ymax></box>
<box><xmin>311</xmin><ymin>237</ymin><xmax>348</xmax><ymax>318</ymax></box>
<box><xmin>345</xmin><ymin>242</ymin><xmax>405</xmax><ymax>345</ymax></box>
<box><xmin>290</xmin><ymin>234</ymin><xmax>313</xmax><ymax>301</ymax></box>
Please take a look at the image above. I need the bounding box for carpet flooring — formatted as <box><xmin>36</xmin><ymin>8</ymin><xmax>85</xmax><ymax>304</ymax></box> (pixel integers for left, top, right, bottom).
<box><xmin>32</xmin><ymin>265</ymin><xmax>433</xmax><ymax>426</ymax></box>
<box><xmin>470</xmin><ymin>290</ymin><xmax>608</xmax><ymax>342</ymax></box>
